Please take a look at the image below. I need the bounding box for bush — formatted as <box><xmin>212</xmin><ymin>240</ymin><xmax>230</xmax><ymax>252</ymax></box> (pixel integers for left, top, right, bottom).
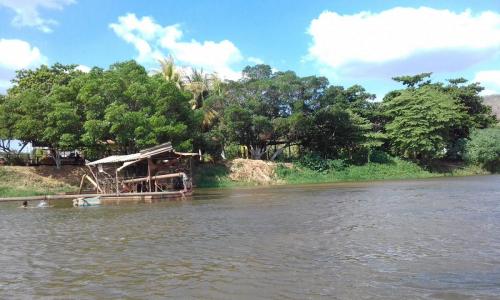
<box><xmin>224</xmin><ymin>143</ymin><xmax>240</xmax><ymax>160</ymax></box>
<box><xmin>297</xmin><ymin>153</ymin><xmax>330</xmax><ymax>172</ymax></box>
<box><xmin>370</xmin><ymin>150</ymin><xmax>393</xmax><ymax>164</ymax></box>
<box><xmin>465</xmin><ymin>127</ymin><xmax>500</xmax><ymax>172</ymax></box>
<box><xmin>297</xmin><ymin>153</ymin><xmax>348</xmax><ymax>173</ymax></box>
<box><xmin>327</xmin><ymin>159</ymin><xmax>347</xmax><ymax>171</ymax></box>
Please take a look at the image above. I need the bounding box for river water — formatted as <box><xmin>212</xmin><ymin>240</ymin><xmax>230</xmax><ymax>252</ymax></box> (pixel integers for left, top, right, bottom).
<box><xmin>1</xmin><ymin>175</ymin><xmax>499</xmax><ymax>299</ymax></box>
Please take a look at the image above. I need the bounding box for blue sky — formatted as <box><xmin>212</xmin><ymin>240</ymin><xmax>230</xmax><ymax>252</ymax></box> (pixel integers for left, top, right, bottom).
<box><xmin>1</xmin><ymin>0</ymin><xmax>500</xmax><ymax>98</ymax></box>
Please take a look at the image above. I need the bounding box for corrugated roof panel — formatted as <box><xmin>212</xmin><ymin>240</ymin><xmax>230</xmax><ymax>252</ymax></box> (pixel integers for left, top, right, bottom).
<box><xmin>86</xmin><ymin>153</ymin><xmax>140</xmax><ymax>166</ymax></box>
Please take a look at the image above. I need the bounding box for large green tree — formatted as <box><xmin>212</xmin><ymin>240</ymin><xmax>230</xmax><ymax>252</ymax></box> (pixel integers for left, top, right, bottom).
<box><xmin>383</xmin><ymin>85</ymin><xmax>467</xmax><ymax>160</ymax></box>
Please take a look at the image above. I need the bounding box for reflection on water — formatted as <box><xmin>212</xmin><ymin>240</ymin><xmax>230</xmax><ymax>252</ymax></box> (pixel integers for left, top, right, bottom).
<box><xmin>1</xmin><ymin>176</ymin><xmax>500</xmax><ymax>299</ymax></box>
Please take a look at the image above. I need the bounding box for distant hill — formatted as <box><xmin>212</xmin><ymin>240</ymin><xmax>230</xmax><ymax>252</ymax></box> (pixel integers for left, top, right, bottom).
<box><xmin>483</xmin><ymin>94</ymin><xmax>500</xmax><ymax>120</ymax></box>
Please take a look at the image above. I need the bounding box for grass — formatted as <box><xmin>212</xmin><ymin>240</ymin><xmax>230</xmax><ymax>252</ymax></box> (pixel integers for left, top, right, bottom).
<box><xmin>275</xmin><ymin>158</ymin><xmax>442</xmax><ymax>185</ymax></box>
<box><xmin>193</xmin><ymin>163</ymin><xmax>259</xmax><ymax>188</ymax></box>
<box><xmin>193</xmin><ymin>157</ymin><xmax>490</xmax><ymax>189</ymax></box>
<box><xmin>0</xmin><ymin>166</ymin><xmax>76</xmax><ymax>198</ymax></box>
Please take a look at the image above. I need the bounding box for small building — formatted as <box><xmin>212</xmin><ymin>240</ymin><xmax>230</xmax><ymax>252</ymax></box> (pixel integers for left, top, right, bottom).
<box><xmin>77</xmin><ymin>142</ymin><xmax>198</xmax><ymax>204</ymax></box>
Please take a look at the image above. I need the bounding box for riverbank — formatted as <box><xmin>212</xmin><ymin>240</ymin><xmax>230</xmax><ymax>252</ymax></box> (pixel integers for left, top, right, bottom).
<box><xmin>0</xmin><ymin>159</ymin><xmax>489</xmax><ymax>197</ymax></box>
<box><xmin>0</xmin><ymin>166</ymin><xmax>84</xmax><ymax>198</ymax></box>
<box><xmin>194</xmin><ymin>158</ymin><xmax>488</xmax><ymax>188</ymax></box>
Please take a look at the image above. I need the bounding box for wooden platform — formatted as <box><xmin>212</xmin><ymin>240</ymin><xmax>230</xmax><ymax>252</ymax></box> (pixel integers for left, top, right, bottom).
<box><xmin>0</xmin><ymin>191</ymin><xmax>192</xmax><ymax>204</ymax></box>
<box><xmin>99</xmin><ymin>191</ymin><xmax>191</xmax><ymax>204</ymax></box>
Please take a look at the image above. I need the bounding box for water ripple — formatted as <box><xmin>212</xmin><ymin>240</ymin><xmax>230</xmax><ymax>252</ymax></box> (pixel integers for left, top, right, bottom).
<box><xmin>0</xmin><ymin>175</ymin><xmax>499</xmax><ymax>299</ymax></box>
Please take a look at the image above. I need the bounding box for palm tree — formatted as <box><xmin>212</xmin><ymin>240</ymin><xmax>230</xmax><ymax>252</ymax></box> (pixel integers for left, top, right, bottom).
<box><xmin>158</xmin><ymin>56</ymin><xmax>183</xmax><ymax>89</ymax></box>
<box><xmin>185</xmin><ymin>68</ymin><xmax>210</xmax><ymax>110</ymax></box>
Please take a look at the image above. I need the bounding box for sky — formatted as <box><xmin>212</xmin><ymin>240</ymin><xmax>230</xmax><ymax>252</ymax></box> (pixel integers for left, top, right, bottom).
<box><xmin>1</xmin><ymin>0</ymin><xmax>500</xmax><ymax>98</ymax></box>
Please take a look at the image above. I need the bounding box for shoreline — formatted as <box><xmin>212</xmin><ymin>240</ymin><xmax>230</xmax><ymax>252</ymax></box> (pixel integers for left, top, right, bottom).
<box><xmin>195</xmin><ymin>172</ymin><xmax>495</xmax><ymax>192</ymax></box>
<box><xmin>0</xmin><ymin>161</ymin><xmax>492</xmax><ymax>199</ymax></box>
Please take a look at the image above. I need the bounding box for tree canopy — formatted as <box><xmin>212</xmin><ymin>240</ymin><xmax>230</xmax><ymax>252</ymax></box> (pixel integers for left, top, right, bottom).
<box><xmin>0</xmin><ymin>61</ymin><xmax>497</xmax><ymax>169</ymax></box>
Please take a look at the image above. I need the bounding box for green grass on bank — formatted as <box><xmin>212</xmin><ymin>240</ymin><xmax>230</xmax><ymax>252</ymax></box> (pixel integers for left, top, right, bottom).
<box><xmin>193</xmin><ymin>164</ymin><xmax>257</xmax><ymax>188</ymax></box>
<box><xmin>275</xmin><ymin>158</ymin><xmax>441</xmax><ymax>185</ymax></box>
<box><xmin>194</xmin><ymin>158</ymin><xmax>489</xmax><ymax>188</ymax></box>
<box><xmin>0</xmin><ymin>167</ymin><xmax>75</xmax><ymax>198</ymax></box>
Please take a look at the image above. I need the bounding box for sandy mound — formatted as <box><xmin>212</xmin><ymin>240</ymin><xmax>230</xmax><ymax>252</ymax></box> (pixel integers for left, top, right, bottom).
<box><xmin>226</xmin><ymin>159</ymin><xmax>280</xmax><ymax>185</ymax></box>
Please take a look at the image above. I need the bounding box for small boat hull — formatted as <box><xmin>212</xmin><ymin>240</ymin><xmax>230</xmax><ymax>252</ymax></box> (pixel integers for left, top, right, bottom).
<box><xmin>73</xmin><ymin>196</ymin><xmax>102</xmax><ymax>207</ymax></box>
<box><xmin>73</xmin><ymin>191</ymin><xmax>191</xmax><ymax>206</ymax></box>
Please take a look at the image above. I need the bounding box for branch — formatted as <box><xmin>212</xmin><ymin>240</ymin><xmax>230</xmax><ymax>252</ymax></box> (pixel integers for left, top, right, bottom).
<box><xmin>16</xmin><ymin>142</ymin><xmax>28</xmax><ymax>155</ymax></box>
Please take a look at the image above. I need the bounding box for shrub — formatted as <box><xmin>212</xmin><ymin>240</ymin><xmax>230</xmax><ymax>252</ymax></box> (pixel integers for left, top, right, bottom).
<box><xmin>369</xmin><ymin>150</ymin><xmax>393</xmax><ymax>164</ymax></box>
<box><xmin>224</xmin><ymin>143</ymin><xmax>240</xmax><ymax>160</ymax></box>
<box><xmin>465</xmin><ymin>128</ymin><xmax>500</xmax><ymax>172</ymax></box>
<box><xmin>297</xmin><ymin>153</ymin><xmax>348</xmax><ymax>173</ymax></box>
<box><xmin>327</xmin><ymin>159</ymin><xmax>347</xmax><ymax>171</ymax></box>
<box><xmin>297</xmin><ymin>153</ymin><xmax>329</xmax><ymax>173</ymax></box>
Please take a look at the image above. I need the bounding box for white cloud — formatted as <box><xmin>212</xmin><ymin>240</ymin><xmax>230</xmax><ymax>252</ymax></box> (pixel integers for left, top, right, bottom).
<box><xmin>474</xmin><ymin>70</ymin><xmax>500</xmax><ymax>95</ymax></box>
<box><xmin>0</xmin><ymin>39</ymin><xmax>47</xmax><ymax>69</ymax></box>
<box><xmin>76</xmin><ymin>64</ymin><xmax>91</xmax><ymax>73</ymax></box>
<box><xmin>110</xmin><ymin>13</ymin><xmax>243</xmax><ymax>80</ymax></box>
<box><xmin>0</xmin><ymin>0</ymin><xmax>74</xmax><ymax>33</ymax></box>
<box><xmin>0</xmin><ymin>39</ymin><xmax>47</xmax><ymax>93</ymax></box>
<box><xmin>247</xmin><ymin>57</ymin><xmax>264</xmax><ymax>65</ymax></box>
<box><xmin>307</xmin><ymin>7</ymin><xmax>500</xmax><ymax>76</ymax></box>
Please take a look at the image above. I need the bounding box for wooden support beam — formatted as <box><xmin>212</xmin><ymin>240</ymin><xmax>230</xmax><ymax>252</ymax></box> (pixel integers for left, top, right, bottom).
<box><xmin>122</xmin><ymin>173</ymin><xmax>185</xmax><ymax>184</ymax></box>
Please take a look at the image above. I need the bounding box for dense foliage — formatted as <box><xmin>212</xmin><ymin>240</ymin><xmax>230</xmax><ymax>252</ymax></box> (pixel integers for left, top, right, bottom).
<box><xmin>0</xmin><ymin>61</ymin><xmax>497</xmax><ymax>170</ymax></box>
<box><xmin>465</xmin><ymin>127</ymin><xmax>500</xmax><ymax>172</ymax></box>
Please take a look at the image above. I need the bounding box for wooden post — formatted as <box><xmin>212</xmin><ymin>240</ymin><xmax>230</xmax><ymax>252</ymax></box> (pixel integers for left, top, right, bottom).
<box><xmin>115</xmin><ymin>170</ymin><xmax>119</xmax><ymax>195</ymax></box>
<box><xmin>78</xmin><ymin>175</ymin><xmax>86</xmax><ymax>194</ymax></box>
<box><xmin>147</xmin><ymin>158</ymin><xmax>152</xmax><ymax>192</ymax></box>
<box><xmin>189</xmin><ymin>157</ymin><xmax>193</xmax><ymax>179</ymax></box>
<box><xmin>87</xmin><ymin>166</ymin><xmax>100</xmax><ymax>193</ymax></box>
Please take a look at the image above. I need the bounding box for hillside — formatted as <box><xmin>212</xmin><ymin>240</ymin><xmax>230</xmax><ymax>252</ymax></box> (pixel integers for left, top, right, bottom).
<box><xmin>484</xmin><ymin>94</ymin><xmax>500</xmax><ymax>119</ymax></box>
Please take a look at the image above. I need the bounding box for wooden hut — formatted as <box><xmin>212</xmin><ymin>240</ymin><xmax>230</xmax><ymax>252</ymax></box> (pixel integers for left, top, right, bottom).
<box><xmin>75</xmin><ymin>142</ymin><xmax>198</xmax><ymax>205</ymax></box>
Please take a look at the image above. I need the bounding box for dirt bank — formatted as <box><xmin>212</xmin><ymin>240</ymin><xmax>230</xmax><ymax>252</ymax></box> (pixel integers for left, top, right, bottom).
<box><xmin>193</xmin><ymin>159</ymin><xmax>287</xmax><ymax>187</ymax></box>
<box><xmin>226</xmin><ymin>158</ymin><xmax>282</xmax><ymax>185</ymax></box>
<box><xmin>0</xmin><ymin>166</ymin><xmax>85</xmax><ymax>197</ymax></box>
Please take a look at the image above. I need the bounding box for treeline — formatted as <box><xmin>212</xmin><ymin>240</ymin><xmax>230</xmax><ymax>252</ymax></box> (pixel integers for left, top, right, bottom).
<box><xmin>0</xmin><ymin>60</ymin><xmax>498</xmax><ymax>170</ymax></box>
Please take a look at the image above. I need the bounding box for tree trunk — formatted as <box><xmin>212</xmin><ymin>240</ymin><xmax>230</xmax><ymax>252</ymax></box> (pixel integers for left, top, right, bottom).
<box><xmin>51</xmin><ymin>148</ymin><xmax>62</xmax><ymax>169</ymax></box>
<box><xmin>249</xmin><ymin>145</ymin><xmax>266</xmax><ymax>160</ymax></box>
<box><xmin>270</xmin><ymin>144</ymin><xmax>289</xmax><ymax>161</ymax></box>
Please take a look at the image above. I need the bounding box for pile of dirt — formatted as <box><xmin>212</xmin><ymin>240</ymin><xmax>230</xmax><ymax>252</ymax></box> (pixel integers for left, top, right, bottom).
<box><xmin>226</xmin><ymin>158</ymin><xmax>281</xmax><ymax>185</ymax></box>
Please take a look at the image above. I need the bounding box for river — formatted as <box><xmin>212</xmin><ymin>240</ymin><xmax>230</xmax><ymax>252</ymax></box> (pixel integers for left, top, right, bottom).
<box><xmin>1</xmin><ymin>175</ymin><xmax>499</xmax><ymax>299</ymax></box>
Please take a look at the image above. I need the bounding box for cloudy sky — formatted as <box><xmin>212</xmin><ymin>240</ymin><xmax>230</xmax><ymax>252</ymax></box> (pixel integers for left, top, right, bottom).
<box><xmin>1</xmin><ymin>0</ymin><xmax>500</xmax><ymax>98</ymax></box>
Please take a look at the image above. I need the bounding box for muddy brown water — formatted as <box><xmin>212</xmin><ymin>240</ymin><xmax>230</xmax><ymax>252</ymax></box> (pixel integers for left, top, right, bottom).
<box><xmin>1</xmin><ymin>175</ymin><xmax>499</xmax><ymax>299</ymax></box>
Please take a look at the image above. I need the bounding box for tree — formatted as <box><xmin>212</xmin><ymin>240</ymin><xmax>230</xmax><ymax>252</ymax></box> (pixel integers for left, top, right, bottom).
<box><xmin>222</xmin><ymin>105</ymin><xmax>272</xmax><ymax>159</ymax></box>
<box><xmin>77</xmin><ymin>61</ymin><xmax>196</xmax><ymax>155</ymax></box>
<box><xmin>242</xmin><ymin>64</ymin><xmax>272</xmax><ymax>80</ymax></box>
<box><xmin>43</xmin><ymin>84</ymin><xmax>83</xmax><ymax>167</ymax></box>
<box><xmin>158</xmin><ymin>56</ymin><xmax>183</xmax><ymax>89</ymax></box>
<box><xmin>299</xmin><ymin>107</ymin><xmax>371</xmax><ymax>159</ymax></box>
<box><xmin>465</xmin><ymin>127</ymin><xmax>500</xmax><ymax>172</ymax></box>
<box><xmin>1</xmin><ymin>63</ymin><xmax>85</xmax><ymax>166</ymax></box>
<box><xmin>392</xmin><ymin>72</ymin><xmax>432</xmax><ymax>88</ymax></box>
<box><xmin>383</xmin><ymin>85</ymin><xmax>467</xmax><ymax>160</ymax></box>
<box><xmin>440</xmin><ymin>78</ymin><xmax>497</xmax><ymax>159</ymax></box>
<box><xmin>185</xmin><ymin>68</ymin><xmax>210</xmax><ymax>110</ymax></box>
